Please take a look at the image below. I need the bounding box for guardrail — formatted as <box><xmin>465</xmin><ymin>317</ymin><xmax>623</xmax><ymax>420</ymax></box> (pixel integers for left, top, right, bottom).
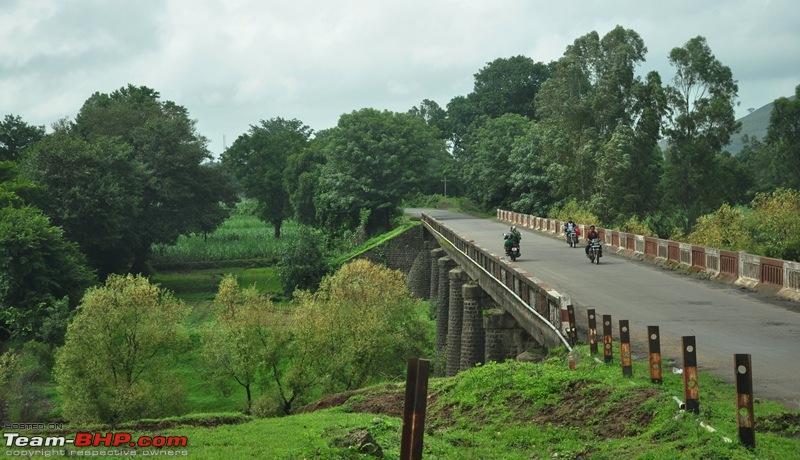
<box><xmin>497</xmin><ymin>209</ymin><xmax>800</xmax><ymax>300</ymax></box>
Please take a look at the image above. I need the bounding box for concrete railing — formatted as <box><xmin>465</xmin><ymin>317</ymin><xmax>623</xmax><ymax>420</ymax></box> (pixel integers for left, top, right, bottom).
<box><xmin>498</xmin><ymin>209</ymin><xmax>800</xmax><ymax>301</ymax></box>
<box><xmin>421</xmin><ymin>213</ymin><xmax>572</xmax><ymax>350</ymax></box>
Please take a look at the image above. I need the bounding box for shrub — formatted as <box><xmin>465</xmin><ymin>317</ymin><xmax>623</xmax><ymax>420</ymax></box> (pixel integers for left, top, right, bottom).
<box><xmin>54</xmin><ymin>274</ymin><xmax>189</xmax><ymax>424</ymax></box>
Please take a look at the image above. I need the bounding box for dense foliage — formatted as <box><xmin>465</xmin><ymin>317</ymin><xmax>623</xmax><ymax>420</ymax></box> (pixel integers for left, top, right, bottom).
<box><xmin>55</xmin><ymin>274</ymin><xmax>190</xmax><ymax>424</ymax></box>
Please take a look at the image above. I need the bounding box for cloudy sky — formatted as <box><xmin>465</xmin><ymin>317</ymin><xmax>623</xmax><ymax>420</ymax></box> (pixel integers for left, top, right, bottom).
<box><xmin>2</xmin><ymin>0</ymin><xmax>798</xmax><ymax>157</ymax></box>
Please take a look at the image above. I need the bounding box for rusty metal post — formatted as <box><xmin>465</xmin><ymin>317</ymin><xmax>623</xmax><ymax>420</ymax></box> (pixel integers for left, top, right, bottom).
<box><xmin>648</xmin><ymin>326</ymin><xmax>662</xmax><ymax>384</ymax></box>
<box><xmin>681</xmin><ymin>336</ymin><xmax>699</xmax><ymax>414</ymax></box>
<box><xmin>619</xmin><ymin>320</ymin><xmax>632</xmax><ymax>376</ymax></box>
<box><xmin>567</xmin><ymin>304</ymin><xmax>578</xmax><ymax>346</ymax></box>
<box><xmin>735</xmin><ymin>354</ymin><xmax>756</xmax><ymax>449</ymax></box>
<box><xmin>603</xmin><ymin>314</ymin><xmax>613</xmax><ymax>363</ymax></box>
<box><xmin>400</xmin><ymin>359</ymin><xmax>430</xmax><ymax>460</ymax></box>
<box><xmin>588</xmin><ymin>309</ymin><xmax>598</xmax><ymax>355</ymax></box>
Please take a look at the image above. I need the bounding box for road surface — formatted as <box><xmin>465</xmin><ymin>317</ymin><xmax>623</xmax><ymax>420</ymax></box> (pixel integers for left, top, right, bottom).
<box><xmin>408</xmin><ymin>208</ymin><xmax>800</xmax><ymax>409</ymax></box>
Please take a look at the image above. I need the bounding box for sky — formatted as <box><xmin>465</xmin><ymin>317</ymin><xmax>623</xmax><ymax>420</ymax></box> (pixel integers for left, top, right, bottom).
<box><xmin>2</xmin><ymin>0</ymin><xmax>799</xmax><ymax>158</ymax></box>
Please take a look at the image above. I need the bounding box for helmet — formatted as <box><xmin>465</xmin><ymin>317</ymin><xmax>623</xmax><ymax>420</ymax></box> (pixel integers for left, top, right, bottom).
<box><xmin>568</xmin><ymin>217</ymin><xmax>574</xmax><ymax>222</ymax></box>
<box><xmin>511</xmin><ymin>225</ymin><xmax>516</xmax><ymax>231</ymax></box>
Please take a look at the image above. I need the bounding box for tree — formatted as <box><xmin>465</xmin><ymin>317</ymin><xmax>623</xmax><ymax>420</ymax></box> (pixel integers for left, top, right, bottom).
<box><xmin>471</xmin><ymin>56</ymin><xmax>553</xmax><ymax>119</ymax></box>
<box><xmin>315</xmin><ymin>109</ymin><xmax>447</xmax><ymax>235</ymax></box>
<box><xmin>222</xmin><ymin>118</ymin><xmax>312</xmax><ymax>238</ymax></box>
<box><xmin>763</xmin><ymin>85</ymin><xmax>800</xmax><ymax>190</ymax></box>
<box><xmin>285</xmin><ymin>130</ymin><xmax>328</xmax><ymax>226</ymax></box>
<box><xmin>201</xmin><ymin>275</ymin><xmax>295</xmax><ymax>414</ymax></box>
<box><xmin>535</xmin><ymin>26</ymin><xmax>657</xmax><ymax>207</ymax></box>
<box><xmin>0</xmin><ymin>114</ymin><xmax>45</xmax><ymax>162</ymax></box>
<box><xmin>662</xmin><ymin>36</ymin><xmax>741</xmax><ymax>227</ymax></box>
<box><xmin>460</xmin><ymin>114</ymin><xmax>532</xmax><ymax>209</ymax></box>
<box><xmin>20</xmin><ymin>132</ymin><xmax>143</xmax><ymax>277</ymax></box>
<box><xmin>508</xmin><ymin>123</ymin><xmax>554</xmax><ymax>215</ymax></box>
<box><xmin>749</xmin><ymin>188</ymin><xmax>800</xmax><ymax>260</ymax></box>
<box><xmin>277</xmin><ymin>226</ymin><xmax>329</xmax><ymax>297</ymax></box>
<box><xmin>0</xmin><ymin>205</ymin><xmax>94</xmax><ymax>344</ymax></box>
<box><xmin>54</xmin><ymin>274</ymin><xmax>189</xmax><ymax>424</ymax></box>
<box><xmin>72</xmin><ymin>84</ymin><xmax>236</xmax><ymax>273</ymax></box>
<box><xmin>292</xmin><ymin>260</ymin><xmax>432</xmax><ymax>393</ymax></box>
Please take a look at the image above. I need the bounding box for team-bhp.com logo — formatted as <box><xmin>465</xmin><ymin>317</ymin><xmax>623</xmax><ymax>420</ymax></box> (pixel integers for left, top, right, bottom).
<box><xmin>4</xmin><ymin>431</ymin><xmax>188</xmax><ymax>456</ymax></box>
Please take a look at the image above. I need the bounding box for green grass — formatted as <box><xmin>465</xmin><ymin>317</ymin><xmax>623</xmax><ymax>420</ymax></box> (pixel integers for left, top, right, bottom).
<box><xmin>150</xmin><ymin>214</ymin><xmax>301</xmax><ymax>267</ymax></box>
<box><xmin>51</xmin><ymin>352</ymin><xmax>799</xmax><ymax>459</ymax></box>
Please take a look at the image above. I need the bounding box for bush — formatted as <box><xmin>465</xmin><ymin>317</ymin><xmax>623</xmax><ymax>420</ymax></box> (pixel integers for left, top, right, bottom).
<box><xmin>548</xmin><ymin>199</ymin><xmax>601</xmax><ymax>227</ymax></box>
<box><xmin>278</xmin><ymin>226</ymin><xmax>329</xmax><ymax>297</ymax></box>
<box><xmin>54</xmin><ymin>274</ymin><xmax>190</xmax><ymax>424</ymax></box>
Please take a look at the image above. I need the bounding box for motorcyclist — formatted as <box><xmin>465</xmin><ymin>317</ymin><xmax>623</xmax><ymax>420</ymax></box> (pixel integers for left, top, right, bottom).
<box><xmin>584</xmin><ymin>225</ymin><xmax>602</xmax><ymax>257</ymax></box>
<box><xmin>563</xmin><ymin>217</ymin><xmax>578</xmax><ymax>244</ymax></box>
<box><xmin>504</xmin><ymin>225</ymin><xmax>521</xmax><ymax>254</ymax></box>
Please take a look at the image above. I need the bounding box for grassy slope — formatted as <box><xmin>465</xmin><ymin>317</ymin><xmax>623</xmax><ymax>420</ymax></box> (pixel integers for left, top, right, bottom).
<box><xmin>82</xmin><ymin>354</ymin><xmax>799</xmax><ymax>459</ymax></box>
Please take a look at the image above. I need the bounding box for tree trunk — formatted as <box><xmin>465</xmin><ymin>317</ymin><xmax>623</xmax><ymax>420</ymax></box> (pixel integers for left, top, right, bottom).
<box><xmin>272</xmin><ymin>219</ymin><xmax>282</xmax><ymax>239</ymax></box>
<box><xmin>130</xmin><ymin>247</ymin><xmax>149</xmax><ymax>275</ymax></box>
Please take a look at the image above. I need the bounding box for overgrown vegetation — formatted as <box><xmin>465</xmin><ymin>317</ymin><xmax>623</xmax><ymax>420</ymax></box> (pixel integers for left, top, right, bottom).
<box><xmin>53</xmin><ymin>356</ymin><xmax>800</xmax><ymax>459</ymax></box>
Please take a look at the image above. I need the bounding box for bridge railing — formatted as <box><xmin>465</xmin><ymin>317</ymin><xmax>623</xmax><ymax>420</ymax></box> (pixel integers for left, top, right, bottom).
<box><xmin>421</xmin><ymin>213</ymin><xmax>572</xmax><ymax>349</ymax></box>
<box><xmin>498</xmin><ymin>209</ymin><xmax>800</xmax><ymax>299</ymax></box>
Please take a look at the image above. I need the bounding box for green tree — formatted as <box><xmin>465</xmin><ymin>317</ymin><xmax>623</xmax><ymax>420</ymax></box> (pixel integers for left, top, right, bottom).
<box><xmin>222</xmin><ymin>118</ymin><xmax>312</xmax><ymax>238</ymax></box>
<box><xmin>662</xmin><ymin>36</ymin><xmax>741</xmax><ymax>227</ymax></box>
<box><xmin>749</xmin><ymin>188</ymin><xmax>800</xmax><ymax>260</ymax></box>
<box><xmin>686</xmin><ymin>203</ymin><xmax>752</xmax><ymax>251</ymax></box>
<box><xmin>292</xmin><ymin>260</ymin><xmax>432</xmax><ymax>393</ymax></box>
<box><xmin>508</xmin><ymin>123</ymin><xmax>553</xmax><ymax>215</ymax></box>
<box><xmin>0</xmin><ymin>114</ymin><xmax>45</xmax><ymax>162</ymax></box>
<box><xmin>20</xmin><ymin>132</ymin><xmax>143</xmax><ymax>276</ymax></box>
<box><xmin>54</xmin><ymin>274</ymin><xmax>189</xmax><ymax>424</ymax></box>
<box><xmin>535</xmin><ymin>26</ymin><xmax>657</xmax><ymax>207</ymax></box>
<box><xmin>72</xmin><ymin>84</ymin><xmax>236</xmax><ymax>273</ymax></box>
<box><xmin>315</xmin><ymin>109</ymin><xmax>447</xmax><ymax>235</ymax></box>
<box><xmin>285</xmin><ymin>131</ymin><xmax>328</xmax><ymax>226</ymax></box>
<box><xmin>763</xmin><ymin>85</ymin><xmax>800</xmax><ymax>190</ymax></box>
<box><xmin>471</xmin><ymin>56</ymin><xmax>553</xmax><ymax>119</ymax></box>
<box><xmin>277</xmin><ymin>226</ymin><xmax>329</xmax><ymax>297</ymax></box>
<box><xmin>0</xmin><ymin>205</ymin><xmax>94</xmax><ymax>344</ymax></box>
<box><xmin>201</xmin><ymin>275</ymin><xmax>294</xmax><ymax>414</ymax></box>
<box><xmin>460</xmin><ymin>114</ymin><xmax>532</xmax><ymax>209</ymax></box>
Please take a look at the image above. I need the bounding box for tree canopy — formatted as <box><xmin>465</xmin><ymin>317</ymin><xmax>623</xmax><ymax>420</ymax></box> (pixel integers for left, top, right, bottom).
<box><xmin>222</xmin><ymin>118</ymin><xmax>313</xmax><ymax>238</ymax></box>
<box><xmin>71</xmin><ymin>84</ymin><xmax>236</xmax><ymax>272</ymax></box>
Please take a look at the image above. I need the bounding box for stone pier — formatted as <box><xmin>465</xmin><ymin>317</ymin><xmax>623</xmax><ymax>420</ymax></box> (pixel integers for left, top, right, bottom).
<box><xmin>445</xmin><ymin>268</ymin><xmax>468</xmax><ymax>377</ymax></box>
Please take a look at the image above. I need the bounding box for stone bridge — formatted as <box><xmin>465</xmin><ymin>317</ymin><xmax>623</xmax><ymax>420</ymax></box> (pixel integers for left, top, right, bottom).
<box><xmin>358</xmin><ymin>213</ymin><xmax>573</xmax><ymax>377</ymax></box>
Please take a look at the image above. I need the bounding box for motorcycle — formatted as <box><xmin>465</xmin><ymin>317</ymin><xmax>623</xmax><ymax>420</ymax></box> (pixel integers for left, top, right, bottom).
<box><xmin>503</xmin><ymin>233</ymin><xmax>521</xmax><ymax>261</ymax></box>
<box><xmin>587</xmin><ymin>238</ymin><xmax>602</xmax><ymax>264</ymax></box>
<box><xmin>566</xmin><ymin>229</ymin><xmax>578</xmax><ymax>248</ymax></box>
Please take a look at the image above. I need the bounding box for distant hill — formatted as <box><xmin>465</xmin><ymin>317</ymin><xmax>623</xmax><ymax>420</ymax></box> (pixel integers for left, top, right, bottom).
<box><xmin>659</xmin><ymin>94</ymin><xmax>795</xmax><ymax>155</ymax></box>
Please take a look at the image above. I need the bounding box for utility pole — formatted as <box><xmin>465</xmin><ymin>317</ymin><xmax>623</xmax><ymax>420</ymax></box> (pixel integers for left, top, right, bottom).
<box><xmin>442</xmin><ymin>177</ymin><xmax>448</xmax><ymax>197</ymax></box>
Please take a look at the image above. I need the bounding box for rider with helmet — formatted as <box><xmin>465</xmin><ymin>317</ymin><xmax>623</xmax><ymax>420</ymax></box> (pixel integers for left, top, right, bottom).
<box><xmin>504</xmin><ymin>225</ymin><xmax>521</xmax><ymax>254</ymax></box>
<box><xmin>585</xmin><ymin>225</ymin><xmax>602</xmax><ymax>257</ymax></box>
<box><xmin>563</xmin><ymin>217</ymin><xmax>578</xmax><ymax>245</ymax></box>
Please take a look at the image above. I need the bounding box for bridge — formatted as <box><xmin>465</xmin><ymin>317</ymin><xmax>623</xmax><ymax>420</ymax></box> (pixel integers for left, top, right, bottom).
<box><xmin>398</xmin><ymin>208</ymin><xmax>800</xmax><ymax>410</ymax></box>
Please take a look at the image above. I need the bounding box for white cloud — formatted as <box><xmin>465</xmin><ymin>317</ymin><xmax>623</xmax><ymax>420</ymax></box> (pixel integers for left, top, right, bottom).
<box><xmin>1</xmin><ymin>0</ymin><xmax>798</xmax><ymax>155</ymax></box>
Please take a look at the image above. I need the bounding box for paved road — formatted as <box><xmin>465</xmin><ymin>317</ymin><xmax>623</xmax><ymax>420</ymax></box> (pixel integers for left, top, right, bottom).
<box><xmin>408</xmin><ymin>208</ymin><xmax>800</xmax><ymax>409</ymax></box>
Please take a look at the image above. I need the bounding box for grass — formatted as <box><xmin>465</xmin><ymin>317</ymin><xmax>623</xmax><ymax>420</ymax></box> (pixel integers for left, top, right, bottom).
<box><xmin>150</xmin><ymin>214</ymin><xmax>300</xmax><ymax>267</ymax></box>
<box><xmin>50</xmin><ymin>350</ymin><xmax>799</xmax><ymax>459</ymax></box>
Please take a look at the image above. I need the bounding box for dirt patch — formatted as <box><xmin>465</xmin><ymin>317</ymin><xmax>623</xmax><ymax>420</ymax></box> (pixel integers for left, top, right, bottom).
<box><xmin>758</xmin><ymin>412</ymin><xmax>800</xmax><ymax>438</ymax></box>
<box><xmin>297</xmin><ymin>383</ymin><xmax>410</xmax><ymax>418</ymax></box>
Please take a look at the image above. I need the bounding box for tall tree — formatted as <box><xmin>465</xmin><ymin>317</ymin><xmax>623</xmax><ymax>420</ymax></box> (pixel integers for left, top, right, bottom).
<box><xmin>0</xmin><ymin>204</ymin><xmax>94</xmax><ymax>344</ymax></box>
<box><xmin>0</xmin><ymin>114</ymin><xmax>45</xmax><ymax>162</ymax></box>
<box><xmin>222</xmin><ymin>118</ymin><xmax>312</xmax><ymax>238</ymax></box>
<box><xmin>315</xmin><ymin>108</ymin><xmax>447</xmax><ymax>235</ymax></box>
<box><xmin>763</xmin><ymin>85</ymin><xmax>800</xmax><ymax>190</ymax></box>
<box><xmin>20</xmin><ymin>132</ymin><xmax>142</xmax><ymax>277</ymax></box>
<box><xmin>72</xmin><ymin>84</ymin><xmax>236</xmax><ymax>272</ymax></box>
<box><xmin>471</xmin><ymin>56</ymin><xmax>553</xmax><ymax>119</ymax></box>
<box><xmin>535</xmin><ymin>26</ymin><xmax>655</xmax><ymax>208</ymax></box>
<box><xmin>662</xmin><ymin>36</ymin><xmax>741</xmax><ymax>227</ymax></box>
<box><xmin>460</xmin><ymin>114</ymin><xmax>532</xmax><ymax>209</ymax></box>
